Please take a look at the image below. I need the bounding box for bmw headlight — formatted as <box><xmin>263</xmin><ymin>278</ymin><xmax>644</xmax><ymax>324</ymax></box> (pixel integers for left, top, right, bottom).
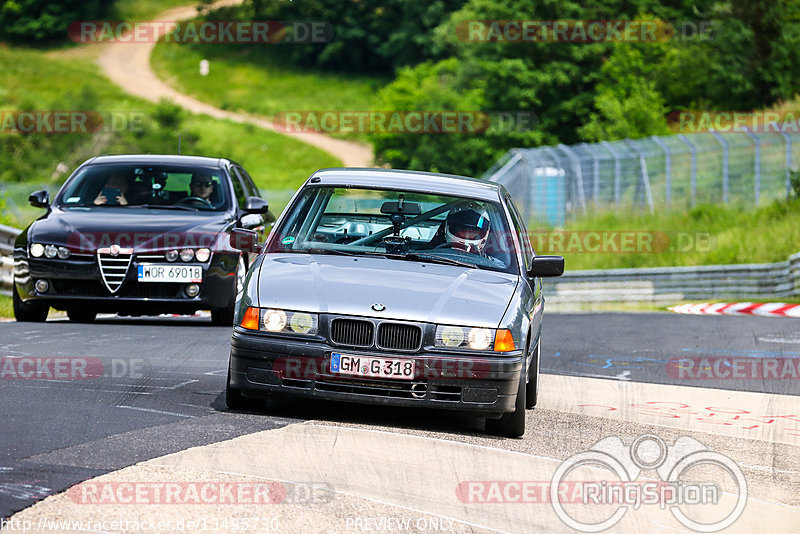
<box><xmin>435</xmin><ymin>325</ymin><xmax>516</xmax><ymax>352</ymax></box>
<box><xmin>240</xmin><ymin>307</ymin><xmax>318</xmax><ymax>336</ymax></box>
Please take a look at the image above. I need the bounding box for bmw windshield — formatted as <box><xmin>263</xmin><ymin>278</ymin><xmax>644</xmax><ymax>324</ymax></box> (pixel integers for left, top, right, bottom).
<box><xmin>268</xmin><ymin>186</ymin><xmax>519</xmax><ymax>274</ymax></box>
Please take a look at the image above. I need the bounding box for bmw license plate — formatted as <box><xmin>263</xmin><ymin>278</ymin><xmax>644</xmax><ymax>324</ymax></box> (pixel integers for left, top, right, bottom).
<box><xmin>330</xmin><ymin>352</ymin><xmax>415</xmax><ymax>380</ymax></box>
<box><xmin>137</xmin><ymin>264</ymin><xmax>202</xmax><ymax>283</ymax></box>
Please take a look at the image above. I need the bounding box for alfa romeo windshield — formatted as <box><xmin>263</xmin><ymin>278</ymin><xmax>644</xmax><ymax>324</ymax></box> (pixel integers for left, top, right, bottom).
<box><xmin>55</xmin><ymin>164</ymin><xmax>231</xmax><ymax>211</ymax></box>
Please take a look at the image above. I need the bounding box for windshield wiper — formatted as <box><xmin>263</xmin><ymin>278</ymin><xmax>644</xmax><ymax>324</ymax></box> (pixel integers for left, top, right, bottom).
<box><xmin>129</xmin><ymin>204</ymin><xmax>199</xmax><ymax>211</ymax></box>
<box><xmin>385</xmin><ymin>252</ymin><xmax>478</xmax><ymax>269</ymax></box>
<box><xmin>300</xmin><ymin>247</ymin><xmax>360</xmax><ymax>256</ymax></box>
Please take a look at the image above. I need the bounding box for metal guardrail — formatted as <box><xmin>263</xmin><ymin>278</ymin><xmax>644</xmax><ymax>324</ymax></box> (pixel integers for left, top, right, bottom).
<box><xmin>545</xmin><ymin>251</ymin><xmax>800</xmax><ymax>304</ymax></box>
<box><xmin>0</xmin><ymin>224</ymin><xmax>21</xmax><ymax>294</ymax></box>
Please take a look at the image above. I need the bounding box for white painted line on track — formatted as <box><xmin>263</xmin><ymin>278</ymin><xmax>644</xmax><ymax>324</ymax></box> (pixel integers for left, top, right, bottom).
<box><xmin>115</xmin><ymin>405</ymin><xmax>196</xmax><ymax>418</ymax></box>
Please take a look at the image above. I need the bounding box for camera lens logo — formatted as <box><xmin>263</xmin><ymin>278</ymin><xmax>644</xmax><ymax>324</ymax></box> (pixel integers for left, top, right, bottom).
<box><xmin>550</xmin><ymin>434</ymin><xmax>747</xmax><ymax>532</ymax></box>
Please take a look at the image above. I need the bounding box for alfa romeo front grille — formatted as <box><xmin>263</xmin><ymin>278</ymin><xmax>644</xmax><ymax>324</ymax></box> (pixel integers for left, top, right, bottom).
<box><xmin>330</xmin><ymin>318</ymin><xmax>374</xmax><ymax>347</ymax></box>
<box><xmin>97</xmin><ymin>248</ymin><xmax>132</xmax><ymax>293</ymax></box>
<box><xmin>377</xmin><ymin>322</ymin><xmax>422</xmax><ymax>352</ymax></box>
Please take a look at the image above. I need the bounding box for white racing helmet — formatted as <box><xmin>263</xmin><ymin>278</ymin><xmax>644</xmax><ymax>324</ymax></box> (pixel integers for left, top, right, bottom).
<box><xmin>445</xmin><ymin>204</ymin><xmax>491</xmax><ymax>253</ymax></box>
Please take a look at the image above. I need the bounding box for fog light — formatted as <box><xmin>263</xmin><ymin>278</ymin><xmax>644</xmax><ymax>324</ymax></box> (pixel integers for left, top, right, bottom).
<box><xmin>57</xmin><ymin>246</ymin><xmax>70</xmax><ymax>259</ymax></box>
<box><xmin>180</xmin><ymin>249</ymin><xmax>195</xmax><ymax>262</ymax></box>
<box><xmin>30</xmin><ymin>243</ymin><xmax>44</xmax><ymax>257</ymax></box>
<box><xmin>44</xmin><ymin>245</ymin><xmax>58</xmax><ymax>258</ymax></box>
<box><xmin>185</xmin><ymin>283</ymin><xmax>200</xmax><ymax>297</ymax></box>
<box><xmin>165</xmin><ymin>249</ymin><xmax>179</xmax><ymax>262</ymax></box>
<box><xmin>35</xmin><ymin>279</ymin><xmax>50</xmax><ymax>293</ymax></box>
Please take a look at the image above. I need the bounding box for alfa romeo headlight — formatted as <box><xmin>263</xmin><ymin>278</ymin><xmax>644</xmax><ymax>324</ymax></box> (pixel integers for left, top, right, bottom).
<box><xmin>195</xmin><ymin>248</ymin><xmax>211</xmax><ymax>262</ymax></box>
<box><xmin>30</xmin><ymin>243</ymin><xmax>44</xmax><ymax>257</ymax></box>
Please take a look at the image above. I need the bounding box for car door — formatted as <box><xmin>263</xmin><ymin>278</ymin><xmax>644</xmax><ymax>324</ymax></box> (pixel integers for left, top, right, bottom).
<box><xmin>230</xmin><ymin>165</ymin><xmax>269</xmax><ymax>245</ymax></box>
<box><xmin>504</xmin><ymin>192</ymin><xmax>543</xmax><ymax>350</ymax></box>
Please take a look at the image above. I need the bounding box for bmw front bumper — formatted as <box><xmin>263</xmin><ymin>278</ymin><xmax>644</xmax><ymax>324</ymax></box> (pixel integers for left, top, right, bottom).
<box><xmin>228</xmin><ymin>327</ymin><xmax>524</xmax><ymax>415</ymax></box>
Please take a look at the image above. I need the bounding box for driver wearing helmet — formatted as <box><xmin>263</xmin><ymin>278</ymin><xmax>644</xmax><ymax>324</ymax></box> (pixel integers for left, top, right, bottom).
<box><xmin>438</xmin><ymin>204</ymin><xmax>505</xmax><ymax>267</ymax></box>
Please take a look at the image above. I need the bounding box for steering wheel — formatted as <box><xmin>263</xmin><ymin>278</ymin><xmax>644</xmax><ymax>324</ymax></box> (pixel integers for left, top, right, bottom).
<box><xmin>176</xmin><ymin>196</ymin><xmax>213</xmax><ymax>208</ymax></box>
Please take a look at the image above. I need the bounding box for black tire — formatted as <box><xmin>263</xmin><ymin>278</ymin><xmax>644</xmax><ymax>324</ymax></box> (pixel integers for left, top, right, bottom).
<box><xmin>486</xmin><ymin>362</ymin><xmax>526</xmax><ymax>438</ymax></box>
<box><xmin>526</xmin><ymin>336</ymin><xmax>540</xmax><ymax>409</ymax></box>
<box><xmin>13</xmin><ymin>285</ymin><xmax>48</xmax><ymax>323</ymax></box>
<box><xmin>67</xmin><ymin>308</ymin><xmax>97</xmax><ymax>323</ymax></box>
<box><xmin>225</xmin><ymin>369</ymin><xmax>262</xmax><ymax>411</ymax></box>
<box><xmin>211</xmin><ymin>255</ymin><xmax>245</xmax><ymax>326</ymax></box>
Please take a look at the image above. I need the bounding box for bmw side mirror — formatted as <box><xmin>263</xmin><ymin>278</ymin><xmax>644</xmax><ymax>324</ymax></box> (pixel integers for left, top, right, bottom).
<box><xmin>230</xmin><ymin>228</ymin><xmax>259</xmax><ymax>252</ymax></box>
<box><xmin>527</xmin><ymin>255</ymin><xmax>564</xmax><ymax>278</ymax></box>
<box><xmin>244</xmin><ymin>196</ymin><xmax>269</xmax><ymax>214</ymax></box>
<box><xmin>29</xmin><ymin>190</ymin><xmax>50</xmax><ymax>209</ymax></box>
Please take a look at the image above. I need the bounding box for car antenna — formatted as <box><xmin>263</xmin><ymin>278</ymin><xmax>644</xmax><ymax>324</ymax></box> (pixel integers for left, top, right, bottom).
<box><xmin>177</xmin><ymin>133</ymin><xmax>182</xmax><ymax>155</ymax></box>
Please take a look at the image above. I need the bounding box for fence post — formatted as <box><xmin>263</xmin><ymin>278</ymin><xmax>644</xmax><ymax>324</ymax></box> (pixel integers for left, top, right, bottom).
<box><xmin>601</xmin><ymin>141</ymin><xmax>621</xmax><ymax>206</ymax></box>
<box><xmin>778</xmin><ymin>129</ymin><xmax>793</xmax><ymax>198</ymax></box>
<box><xmin>678</xmin><ymin>134</ymin><xmax>697</xmax><ymax>206</ymax></box>
<box><xmin>743</xmin><ymin>128</ymin><xmax>761</xmax><ymax>205</ymax></box>
<box><xmin>710</xmin><ymin>131</ymin><xmax>729</xmax><ymax>203</ymax></box>
<box><xmin>557</xmin><ymin>144</ymin><xmax>587</xmax><ymax>213</ymax></box>
<box><xmin>651</xmin><ymin>136</ymin><xmax>671</xmax><ymax>206</ymax></box>
<box><xmin>625</xmin><ymin>139</ymin><xmax>655</xmax><ymax>214</ymax></box>
<box><xmin>580</xmin><ymin>142</ymin><xmax>600</xmax><ymax>205</ymax></box>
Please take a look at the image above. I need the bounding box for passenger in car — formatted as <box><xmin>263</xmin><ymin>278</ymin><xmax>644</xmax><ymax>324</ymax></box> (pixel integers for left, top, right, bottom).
<box><xmin>93</xmin><ymin>173</ymin><xmax>130</xmax><ymax>205</ymax></box>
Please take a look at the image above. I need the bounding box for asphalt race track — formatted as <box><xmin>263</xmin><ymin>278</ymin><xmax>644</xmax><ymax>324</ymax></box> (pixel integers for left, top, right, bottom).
<box><xmin>1</xmin><ymin>312</ymin><xmax>799</xmax><ymax>532</ymax></box>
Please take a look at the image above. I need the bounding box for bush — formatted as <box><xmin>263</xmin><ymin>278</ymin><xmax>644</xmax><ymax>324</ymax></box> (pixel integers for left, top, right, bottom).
<box><xmin>0</xmin><ymin>0</ymin><xmax>105</xmax><ymax>42</ymax></box>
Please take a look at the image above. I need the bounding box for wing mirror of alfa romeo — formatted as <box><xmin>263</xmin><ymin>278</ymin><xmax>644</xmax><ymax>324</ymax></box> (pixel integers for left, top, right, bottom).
<box><xmin>29</xmin><ymin>190</ymin><xmax>50</xmax><ymax>209</ymax></box>
<box><xmin>230</xmin><ymin>228</ymin><xmax>260</xmax><ymax>253</ymax></box>
<box><xmin>527</xmin><ymin>255</ymin><xmax>565</xmax><ymax>278</ymax></box>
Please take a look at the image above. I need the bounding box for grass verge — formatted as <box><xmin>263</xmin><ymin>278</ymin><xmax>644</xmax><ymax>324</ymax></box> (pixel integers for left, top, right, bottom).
<box><xmin>541</xmin><ymin>198</ymin><xmax>800</xmax><ymax>270</ymax></box>
<box><xmin>151</xmin><ymin>39</ymin><xmax>386</xmax><ymax>142</ymax></box>
<box><xmin>0</xmin><ymin>45</ymin><xmax>340</xmax><ymax>229</ymax></box>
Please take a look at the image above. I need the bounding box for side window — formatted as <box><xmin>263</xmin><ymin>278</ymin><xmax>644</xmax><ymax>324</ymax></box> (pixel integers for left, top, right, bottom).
<box><xmin>237</xmin><ymin>166</ymin><xmax>260</xmax><ymax>198</ymax></box>
<box><xmin>229</xmin><ymin>167</ymin><xmax>247</xmax><ymax>208</ymax></box>
<box><xmin>506</xmin><ymin>195</ymin><xmax>533</xmax><ymax>269</ymax></box>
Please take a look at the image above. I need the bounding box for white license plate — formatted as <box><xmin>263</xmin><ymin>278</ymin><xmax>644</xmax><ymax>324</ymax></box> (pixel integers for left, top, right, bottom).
<box><xmin>330</xmin><ymin>352</ymin><xmax>415</xmax><ymax>380</ymax></box>
<box><xmin>137</xmin><ymin>264</ymin><xmax>202</xmax><ymax>283</ymax></box>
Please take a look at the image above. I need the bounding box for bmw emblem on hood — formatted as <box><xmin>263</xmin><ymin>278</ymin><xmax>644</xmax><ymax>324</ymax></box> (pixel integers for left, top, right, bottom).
<box><xmin>371</xmin><ymin>303</ymin><xmax>386</xmax><ymax>312</ymax></box>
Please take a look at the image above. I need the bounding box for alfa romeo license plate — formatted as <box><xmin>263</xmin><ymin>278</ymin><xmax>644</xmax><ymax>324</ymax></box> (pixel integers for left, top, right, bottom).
<box><xmin>137</xmin><ymin>264</ymin><xmax>202</xmax><ymax>283</ymax></box>
<box><xmin>330</xmin><ymin>352</ymin><xmax>415</xmax><ymax>380</ymax></box>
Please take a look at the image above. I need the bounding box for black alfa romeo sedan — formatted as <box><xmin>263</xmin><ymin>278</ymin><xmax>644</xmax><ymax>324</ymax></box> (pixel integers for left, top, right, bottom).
<box><xmin>13</xmin><ymin>155</ymin><xmax>272</xmax><ymax>325</ymax></box>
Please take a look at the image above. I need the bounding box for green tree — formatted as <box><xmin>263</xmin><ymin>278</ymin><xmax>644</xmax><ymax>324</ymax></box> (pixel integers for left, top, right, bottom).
<box><xmin>0</xmin><ymin>0</ymin><xmax>104</xmax><ymax>42</ymax></box>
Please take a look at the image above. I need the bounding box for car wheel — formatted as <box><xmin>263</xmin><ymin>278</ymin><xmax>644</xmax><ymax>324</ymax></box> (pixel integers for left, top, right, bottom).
<box><xmin>225</xmin><ymin>368</ymin><xmax>262</xmax><ymax>411</ymax></box>
<box><xmin>486</xmin><ymin>363</ymin><xmax>526</xmax><ymax>438</ymax></box>
<box><xmin>526</xmin><ymin>335</ymin><xmax>540</xmax><ymax>409</ymax></box>
<box><xmin>12</xmin><ymin>284</ymin><xmax>48</xmax><ymax>322</ymax></box>
<box><xmin>212</xmin><ymin>255</ymin><xmax>246</xmax><ymax>326</ymax></box>
<box><xmin>67</xmin><ymin>309</ymin><xmax>97</xmax><ymax>323</ymax></box>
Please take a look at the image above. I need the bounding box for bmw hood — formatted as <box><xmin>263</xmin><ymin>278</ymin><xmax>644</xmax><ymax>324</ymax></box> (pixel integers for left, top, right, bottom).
<box><xmin>27</xmin><ymin>207</ymin><xmax>231</xmax><ymax>253</ymax></box>
<box><xmin>255</xmin><ymin>254</ymin><xmax>519</xmax><ymax>327</ymax></box>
